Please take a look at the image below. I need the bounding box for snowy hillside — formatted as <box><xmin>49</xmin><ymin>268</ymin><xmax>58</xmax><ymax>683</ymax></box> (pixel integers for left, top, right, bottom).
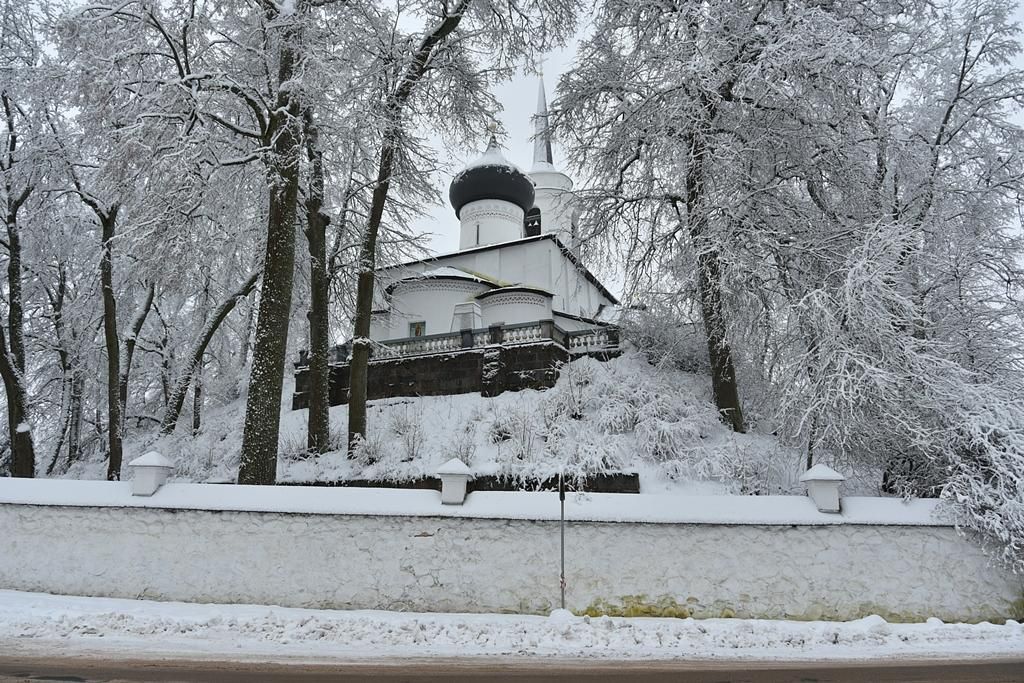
<box><xmin>60</xmin><ymin>351</ymin><xmax>876</xmax><ymax>495</ymax></box>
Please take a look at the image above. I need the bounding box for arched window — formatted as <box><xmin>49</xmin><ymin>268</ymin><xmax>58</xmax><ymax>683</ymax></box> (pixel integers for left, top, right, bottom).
<box><xmin>524</xmin><ymin>207</ymin><xmax>541</xmax><ymax>236</ymax></box>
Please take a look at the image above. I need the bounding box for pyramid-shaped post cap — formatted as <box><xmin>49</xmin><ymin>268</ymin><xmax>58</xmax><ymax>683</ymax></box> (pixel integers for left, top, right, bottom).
<box><xmin>129</xmin><ymin>451</ymin><xmax>174</xmax><ymax>469</ymax></box>
<box><xmin>437</xmin><ymin>458</ymin><xmax>472</xmax><ymax>505</ymax></box>
<box><xmin>799</xmin><ymin>464</ymin><xmax>845</xmax><ymax>483</ymax></box>
<box><xmin>437</xmin><ymin>458</ymin><xmax>472</xmax><ymax>476</ymax></box>
<box><xmin>800</xmin><ymin>464</ymin><xmax>844</xmax><ymax>513</ymax></box>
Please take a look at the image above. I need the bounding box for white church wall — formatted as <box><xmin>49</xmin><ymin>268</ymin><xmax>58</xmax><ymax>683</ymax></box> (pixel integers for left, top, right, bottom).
<box><xmin>373</xmin><ymin>238</ymin><xmax>615</xmax><ymax>341</ymax></box>
<box><xmin>439</xmin><ymin>239</ymin><xmax>609</xmax><ymax>318</ymax></box>
<box><xmin>458</xmin><ymin>200</ymin><xmax>525</xmax><ymax>249</ymax></box>
<box><xmin>386</xmin><ymin>280</ymin><xmax>490</xmax><ymax>337</ymax></box>
<box><xmin>531</xmin><ymin>169</ymin><xmax>577</xmax><ymax>248</ymax></box>
<box><xmin>545</xmin><ymin>241</ymin><xmax>601</xmax><ymax>318</ymax></box>
<box><xmin>1</xmin><ymin>483</ymin><xmax>1020</xmax><ymax>622</ymax></box>
<box><xmin>479</xmin><ymin>290</ymin><xmax>553</xmax><ymax>328</ymax></box>
<box><xmin>369</xmin><ymin>311</ymin><xmax>392</xmax><ymax>340</ymax></box>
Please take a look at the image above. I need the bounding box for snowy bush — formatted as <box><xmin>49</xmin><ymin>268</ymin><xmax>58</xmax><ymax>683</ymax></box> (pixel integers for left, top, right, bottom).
<box><xmin>445</xmin><ymin>419</ymin><xmax>478</xmax><ymax>467</ymax></box>
<box><xmin>350</xmin><ymin>431</ymin><xmax>385</xmax><ymax>469</ymax></box>
<box><xmin>939</xmin><ymin>398</ymin><xmax>1024</xmax><ymax>574</ymax></box>
<box><xmin>387</xmin><ymin>402</ymin><xmax>426</xmax><ymax>462</ymax></box>
<box><xmin>618</xmin><ymin>302</ymin><xmax>708</xmax><ymax>374</ymax></box>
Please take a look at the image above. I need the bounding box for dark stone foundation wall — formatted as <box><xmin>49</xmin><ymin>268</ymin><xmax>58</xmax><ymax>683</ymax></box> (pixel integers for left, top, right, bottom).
<box><xmin>292</xmin><ymin>342</ymin><xmax>571</xmax><ymax>409</ymax></box>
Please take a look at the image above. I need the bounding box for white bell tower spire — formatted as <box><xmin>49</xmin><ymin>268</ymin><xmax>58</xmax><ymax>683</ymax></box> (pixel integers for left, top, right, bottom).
<box><xmin>532</xmin><ymin>76</ymin><xmax>555</xmax><ymax>171</ymax></box>
<box><xmin>528</xmin><ymin>77</ymin><xmax>580</xmax><ymax>253</ymax></box>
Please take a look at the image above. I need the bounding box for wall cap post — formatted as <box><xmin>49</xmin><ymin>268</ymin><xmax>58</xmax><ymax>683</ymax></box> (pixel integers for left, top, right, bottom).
<box><xmin>800</xmin><ymin>464</ymin><xmax>845</xmax><ymax>513</ymax></box>
<box><xmin>128</xmin><ymin>451</ymin><xmax>174</xmax><ymax>497</ymax></box>
<box><xmin>437</xmin><ymin>458</ymin><xmax>473</xmax><ymax>505</ymax></box>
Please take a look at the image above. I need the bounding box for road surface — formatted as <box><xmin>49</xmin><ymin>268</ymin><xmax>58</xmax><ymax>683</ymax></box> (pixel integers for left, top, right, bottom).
<box><xmin>1</xmin><ymin>655</ymin><xmax>1022</xmax><ymax>682</ymax></box>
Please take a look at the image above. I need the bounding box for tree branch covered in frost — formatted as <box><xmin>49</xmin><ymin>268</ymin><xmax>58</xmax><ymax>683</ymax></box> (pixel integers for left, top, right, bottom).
<box><xmin>552</xmin><ymin>0</ymin><xmax>1024</xmax><ymax>569</ymax></box>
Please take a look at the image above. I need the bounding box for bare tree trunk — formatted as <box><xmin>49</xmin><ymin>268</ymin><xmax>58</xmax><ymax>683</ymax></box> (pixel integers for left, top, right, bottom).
<box><xmin>192</xmin><ymin>364</ymin><xmax>202</xmax><ymax>435</ymax></box>
<box><xmin>44</xmin><ymin>265</ymin><xmax>72</xmax><ymax>476</ymax></box>
<box><xmin>678</xmin><ymin>129</ymin><xmax>745</xmax><ymax>433</ymax></box>
<box><xmin>347</xmin><ymin>0</ymin><xmax>471</xmax><ymax>452</ymax></box>
<box><xmin>67</xmin><ymin>369</ymin><xmax>83</xmax><ymax>466</ymax></box>
<box><xmin>155</xmin><ymin>308</ymin><xmax>173</xmax><ymax>409</ymax></box>
<box><xmin>46</xmin><ymin>374</ymin><xmax>72</xmax><ymax>475</ymax></box>
<box><xmin>2</xmin><ymin>228</ymin><xmax>35</xmax><ymax>476</ymax></box>
<box><xmin>99</xmin><ymin>210</ymin><xmax>124</xmax><ymax>480</ymax></box>
<box><xmin>0</xmin><ymin>327</ymin><xmax>34</xmax><ymax>477</ymax></box>
<box><xmin>347</xmin><ymin>144</ymin><xmax>393</xmax><ymax>451</ymax></box>
<box><xmin>117</xmin><ymin>282</ymin><xmax>155</xmax><ymax>438</ymax></box>
<box><xmin>161</xmin><ymin>269</ymin><xmax>260</xmax><ymax>434</ymax></box>
<box><xmin>694</xmin><ymin>249</ymin><xmax>745</xmax><ymax>432</ymax></box>
<box><xmin>303</xmin><ymin>113</ymin><xmax>331</xmax><ymax>453</ymax></box>
<box><xmin>239</xmin><ymin>296</ymin><xmax>255</xmax><ymax>371</ymax></box>
<box><xmin>2</xmin><ymin>92</ymin><xmax>35</xmax><ymax>477</ymax></box>
<box><xmin>70</xmin><ymin>175</ymin><xmax>124</xmax><ymax>477</ymax></box>
<box><xmin>237</xmin><ymin>5</ymin><xmax>305</xmax><ymax>485</ymax></box>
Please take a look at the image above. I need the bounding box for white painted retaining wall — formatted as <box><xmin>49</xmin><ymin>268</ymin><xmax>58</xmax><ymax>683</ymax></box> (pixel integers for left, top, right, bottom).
<box><xmin>1</xmin><ymin>480</ymin><xmax>1020</xmax><ymax>622</ymax></box>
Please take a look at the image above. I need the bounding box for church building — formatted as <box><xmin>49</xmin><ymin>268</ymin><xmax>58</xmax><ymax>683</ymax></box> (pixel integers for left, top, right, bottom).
<box><xmin>293</xmin><ymin>82</ymin><xmax>620</xmax><ymax>408</ymax></box>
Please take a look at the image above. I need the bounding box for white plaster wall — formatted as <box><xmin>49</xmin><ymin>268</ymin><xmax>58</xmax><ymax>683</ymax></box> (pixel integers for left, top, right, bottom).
<box><xmin>382</xmin><ymin>280</ymin><xmax>490</xmax><ymax>338</ymax></box>
<box><xmin>1</xmin><ymin>504</ymin><xmax>1019</xmax><ymax>622</ymax></box>
<box><xmin>378</xmin><ymin>240</ymin><xmax>613</xmax><ymax>322</ymax></box>
<box><xmin>459</xmin><ymin>200</ymin><xmax>524</xmax><ymax>249</ymax></box>
<box><xmin>530</xmin><ymin>169</ymin><xmax>577</xmax><ymax>249</ymax></box>
<box><xmin>479</xmin><ymin>292</ymin><xmax>553</xmax><ymax>327</ymax></box>
<box><xmin>369</xmin><ymin>311</ymin><xmax>391</xmax><ymax>340</ymax></box>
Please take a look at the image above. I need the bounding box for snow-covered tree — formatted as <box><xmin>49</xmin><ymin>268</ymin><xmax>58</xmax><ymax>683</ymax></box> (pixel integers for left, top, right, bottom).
<box><xmin>559</xmin><ymin>0</ymin><xmax>1024</xmax><ymax>569</ymax></box>
<box><xmin>343</xmin><ymin>0</ymin><xmax>578</xmax><ymax>455</ymax></box>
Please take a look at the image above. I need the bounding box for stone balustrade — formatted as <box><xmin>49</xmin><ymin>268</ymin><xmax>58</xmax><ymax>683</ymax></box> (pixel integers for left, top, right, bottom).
<box><xmin>566</xmin><ymin>327</ymin><xmax>619</xmax><ymax>353</ymax></box>
<box><xmin>292</xmin><ymin>321</ymin><xmax>621</xmax><ymax>408</ymax></box>
<box><xmin>307</xmin><ymin>321</ymin><xmax>618</xmax><ymax>364</ymax></box>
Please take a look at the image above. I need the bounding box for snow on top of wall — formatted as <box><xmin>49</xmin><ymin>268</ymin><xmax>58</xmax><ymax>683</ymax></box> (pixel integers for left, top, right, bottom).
<box><xmin>0</xmin><ymin>478</ymin><xmax>950</xmax><ymax>526</ymax></box>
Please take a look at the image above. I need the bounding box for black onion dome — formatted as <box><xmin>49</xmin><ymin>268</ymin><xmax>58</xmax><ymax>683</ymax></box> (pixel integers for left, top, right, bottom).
<box><xmin>449</xmin><ymin>135</ymin><xmax>535</xmax><ymax>218</ymax></box>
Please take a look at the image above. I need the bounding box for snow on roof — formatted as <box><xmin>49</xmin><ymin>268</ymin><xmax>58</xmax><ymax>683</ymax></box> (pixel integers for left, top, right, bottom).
<box><xmin>460</xmin><ymin>135</ymin><xmax>526</xmax><ymax>174</ymax></box>
<box><xmin>419</xmin><ymin>266</ymin><xmax>489</xmax><ymax>281</ymax></box>
<box><xmin>476</xmin><ymin>284</ymin><xmax>553</xmax><ymax>300</ymax></box>
<box><xmin>436</xmin><ymin>458</ymin><xmax>472</xmax><ymax>476</ymax></box>
<box><xmin>800</xmin><ymin>464</ymin><xmax>846</xmax><ymax>482</ymax></box>
<box><xmin>128</xmin><ymin>451</ymin><xmax>175</xmax><ymax>469</ymax></box>
<box><xmin>0</xmin><ymin>479</ymin><xmax>950</xmax><ymax>527</ymax></box>
<box><xmin>385</xmin><ymin>266</ymin><xmax>499</xmax><ymax>294</ymax></box>
<box><xmin>381</xmin><ymin>233</ymin><xmax>620</xmax><ymax>305</ymax></box>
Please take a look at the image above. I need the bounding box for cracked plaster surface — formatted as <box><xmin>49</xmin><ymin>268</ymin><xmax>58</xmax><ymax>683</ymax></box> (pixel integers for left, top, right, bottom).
<box><xmin>2</xmin><ymin>505</ymin><xmax>1020</xmax><ymax>621</ymax></box>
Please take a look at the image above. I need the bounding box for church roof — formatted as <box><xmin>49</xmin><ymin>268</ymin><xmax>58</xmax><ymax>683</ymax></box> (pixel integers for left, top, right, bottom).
<box><xmin>382</xmin><ymin>233</ymin><xmax>619</xmax><ymax>305</ymax></box>
<box><xmin>384</xmin><ymin>266</ymin><xmax>498</xmax><ymax>294</ymax></box>
<box><xmin>448</xmin><ymin>135</ymin><xmax>536</xmax><ymax>218</ymax></box>
<box><xmin>476</xmin><ymin>285</ymin><xmax>553</xmax><ymax>301</ymax></box>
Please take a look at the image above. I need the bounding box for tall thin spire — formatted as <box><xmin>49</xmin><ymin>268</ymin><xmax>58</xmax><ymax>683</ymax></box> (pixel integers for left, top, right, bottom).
<box><xmin>532</xmin><ymin>76</ymin><xmax>554</xmax><ymax>170</ymax></box>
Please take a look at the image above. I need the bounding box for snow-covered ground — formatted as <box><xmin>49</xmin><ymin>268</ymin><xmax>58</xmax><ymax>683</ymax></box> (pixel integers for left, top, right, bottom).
<box><xmin>1</xmin><ymin>591</ymin><xmax>1020</xmax><ymax>662</ymax></box>
<box><xmin>59</xmin><ymin>351</ymin><xmax>885</xmax><ymax>496</ymax></box>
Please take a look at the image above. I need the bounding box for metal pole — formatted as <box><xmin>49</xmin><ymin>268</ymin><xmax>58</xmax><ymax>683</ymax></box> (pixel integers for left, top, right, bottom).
<box><xmin>559</xmin><ymin>471</ymin><xmax>566</xmax><ymax>610</ymax></box>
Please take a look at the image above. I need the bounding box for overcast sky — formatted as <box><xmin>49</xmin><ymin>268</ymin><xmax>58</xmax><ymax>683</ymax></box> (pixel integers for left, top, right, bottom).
<box><xmin>417</xmin><ymin>5</ymin><xmax>1024</xmax><ymax>270</ymax></box>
